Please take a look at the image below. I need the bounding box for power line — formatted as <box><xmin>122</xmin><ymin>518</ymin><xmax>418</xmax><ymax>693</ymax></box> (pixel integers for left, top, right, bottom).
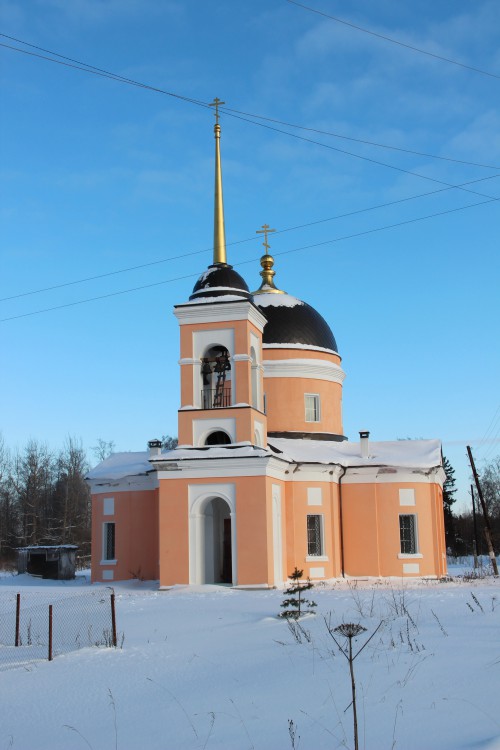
<box><xmin>2</xmin><ymin>33</ymin><xmax>499</xmax><ymax>172</ymax></box>
<box><xmin>475</xmin><ymin>406</ymin><xmax>500</xmax><ymax>459</ymax></box>
<box><xmin>222</xmin><ymin>109</ymin><xmax>499</xmax><ymax>201</ymax></box>
<box><xmin>6</xmin><ymin>32</ymin><xmax>494</xmax><ymax>199</ymax></box>
<box><xmin>0</xmin><ymin>39</ymin><xmax>209</xmax><ymax>109</ymax></box>
<box><xmin>480</xmin><ymin>429</ymin><xmax>500</xmax><ymax>461</ymax></box>
<box><xmin>222</xmin><ymin>108</ymin><xmax>500</xmax><ymax>171</ymax></box>
<box><xmin>286</xmin><ymin>0</ymin><xmax>500</xmax><ymax>81</ymax></box>
<box><xmin>1</xmin><ymin>196</ymin><xmax>495</xmax><ymax>324</ymax></box>
<box><xmin>2</xmin><ymin>173</ymin><xmax>498</xmax><ymax>304</ymax></box>
<box><xmin>477</xmin><ymin>405</ymin><xmax>500</xmax><ymax>446</ymax></box>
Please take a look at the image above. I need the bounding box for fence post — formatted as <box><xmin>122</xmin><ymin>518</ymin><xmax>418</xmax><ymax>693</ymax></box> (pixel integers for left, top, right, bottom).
<box><xmin>15</xmin><ymin>593</ymin><xmax>21</xmax><ymax>647</ymax></box>
<box><xmin>48</xmin><ymin>605</ymin><xmax>53</xmax><ymax>661</ymax></box>
<box><xmin>110</xmin><ymin>593</ymin><xmax>117</xmax><ymax>647</ymax></box>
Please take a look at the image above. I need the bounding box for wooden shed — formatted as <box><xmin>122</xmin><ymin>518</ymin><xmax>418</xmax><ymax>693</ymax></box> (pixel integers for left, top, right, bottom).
<box><xmin>17</xmin><ymin>545</ymin><xmax>79</xmax><ymax>580</ymax></box>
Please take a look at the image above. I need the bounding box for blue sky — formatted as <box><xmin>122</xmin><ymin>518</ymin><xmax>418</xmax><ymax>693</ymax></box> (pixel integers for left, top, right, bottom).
<box><xmin>1</xmin><ymin>0</ymin><xmax>499</xmax><ymax>510</ymax></box>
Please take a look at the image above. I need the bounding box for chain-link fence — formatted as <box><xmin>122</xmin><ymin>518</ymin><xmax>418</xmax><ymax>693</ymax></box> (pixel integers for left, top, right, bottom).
<box><xmin>0</xmin><ymin>588</ymin><xmax>117</xmax><ymax>671</ymax></box>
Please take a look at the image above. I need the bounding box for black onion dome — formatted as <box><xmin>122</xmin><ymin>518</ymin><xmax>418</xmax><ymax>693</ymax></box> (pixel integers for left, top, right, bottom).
<box><xmin>255</xmin><ymin>292</ymin><xmax>338</xmax><ymax>352</ymax></box>
<box><xmin>190</xmin><ymin>264</ymin><xmax>252</xmax><ymax>301</ymax></box>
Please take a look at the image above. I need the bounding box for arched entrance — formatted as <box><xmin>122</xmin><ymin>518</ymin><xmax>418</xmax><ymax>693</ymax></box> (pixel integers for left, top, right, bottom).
<box><xmin>189</xmin><ymin>493</ymin><xmax>236</xmax><ymax>585</ymax></box>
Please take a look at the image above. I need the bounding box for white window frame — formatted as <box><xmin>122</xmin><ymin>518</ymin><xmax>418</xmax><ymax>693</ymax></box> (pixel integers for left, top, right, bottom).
<box><xmin>398</xmin><ymin>514</ymin><xmax>420</xmax><ymax>556</ymax></box>
<box><xmin>305</xmin><ymin>393</ymin><xmax>321</xmax><ymax>423</ymax></box>
<box><xmin>102</xmin><ymin>522</ymin><xmax>116</xmax><ymax>564</ymax></box>
<box><xmin>306</xmin><ymin>514</ymin><xmax>327</xmax><ymax>559</ymax></box>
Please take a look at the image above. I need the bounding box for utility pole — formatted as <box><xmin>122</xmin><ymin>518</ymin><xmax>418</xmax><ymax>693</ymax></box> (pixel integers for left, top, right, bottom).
<box><xmin>467</xmin><ymin>446</ymin><xmax>498</xmax><ymax>576</ymax></box>
<box><xmin>470</xmin><ymin>484</ymin><xmax>479</xmax><ymax>569</ymax></box>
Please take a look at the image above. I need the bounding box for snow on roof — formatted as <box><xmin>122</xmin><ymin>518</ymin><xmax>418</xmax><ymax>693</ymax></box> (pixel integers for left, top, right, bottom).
<box><xmin>254</xmin><ymin>292</ymin><xmax>304</xmax><ymax>308</ymax></box>
<box><xmin>86</xmin><ymin>452</ymin><xmax>153</xmax><ymax>481</ymax></box>
<box><xmin>86</xmin><ymin>439</ymin><xmax>442</xmax><ymax>481</ymax></box>
<box><xmin>183</xmin><ymin>293</ymin><xmax>245</xmax><ymax>305</ymax></box>
<box><xmin>268</xmin><ymin>437</ymin><xmax>442</xmax><ymax>469</ymax></box>
<box><xmin>159</xmin><ymin>443</ymin><xmax>269</xmax><ymax>460</ymax></box>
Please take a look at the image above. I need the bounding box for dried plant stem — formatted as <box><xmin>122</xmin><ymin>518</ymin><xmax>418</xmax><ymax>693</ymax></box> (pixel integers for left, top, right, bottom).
<box><xmin>347</xmin><ymin>636</ymin><xmax>359</xmax><ymax>750</ymax></box>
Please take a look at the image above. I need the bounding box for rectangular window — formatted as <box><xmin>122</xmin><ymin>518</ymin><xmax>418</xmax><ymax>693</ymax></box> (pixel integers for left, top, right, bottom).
<box><xmin>399</xmin><ymin>515</ymin><xmax>418</xmax><ymax>554</ymax></box>
<box><xmin>307</xmin><ymin>515</ymin><xmax>323</xmax><ymax>556</ymax></box>
<box><xmin>305</xmin><ymin>394</ymin><xmax>320</xmax><ymax>422</ymax></box>
<box><xmin>103</xmin><ymin>522</ymin><xmax>116</xmax><ymax>561</ymax></box>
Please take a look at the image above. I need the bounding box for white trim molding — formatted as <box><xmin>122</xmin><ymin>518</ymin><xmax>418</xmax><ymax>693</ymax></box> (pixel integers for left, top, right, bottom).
<box><xmin>263</xmin><ymin>358</ymin><xmax>345</xmax><ymax>384</ymax></box>
<box><xmin>398</xmin><ymin>553</ymin><xmax>423</xmax><ymax>559</ymax></box>
<box><xmin>342</xmin><ymin>466</ymin><xmax>446</xmax><ymax>485</ymax></box>
<box><xmin>403</xmin><ymin>563</ymin><xmax>420</xmax><ymax>574</ymax></box>
<box><xmin>175</xmin><ymin>301</ymin><xmax>267</xmax><ymax>331</ymax></box>
<box><xmin>88</xmin><ymin>475</ymin><xmax>159</xmax><ymax>493</ymax></box>
<box><xmin>309</xmin><ymin>567</ymin><xmax>325</xmax><ymax>578</ymax></box>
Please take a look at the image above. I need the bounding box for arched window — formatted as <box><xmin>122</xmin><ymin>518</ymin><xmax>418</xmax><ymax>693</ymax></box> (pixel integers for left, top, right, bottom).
<box><xmin>205</xmin><ymin>431</ymin><xmax>231</xmax><ymax>446</ymax></box>
<box><xmin>201</xmin><ymin>345</ymin><xmax>231</xmax><ymax>409</ymax></box>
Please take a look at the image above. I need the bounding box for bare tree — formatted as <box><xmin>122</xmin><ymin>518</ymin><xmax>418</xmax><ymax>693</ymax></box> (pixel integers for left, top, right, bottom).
<box><xmin>53</xmin><ymin>437</ymin><xmax>91</xmax><ymax>547</ymax></box>
<box><xmin>91</xmin><ymin>438</ymin><xmax>116</xmax><ymax>463</ymax></box>
<box><xmin>0</xmin><ymin>434</ymin><xmax>18</xmax><ymax>560</ymax></box>
<box><xmin>480</xmin><ymin>455</ymin><xmax>500</xmax><ymax>519</ymax></box>
<box><xmin>11</xmin><ymin>440</ymin><xmax>54</xmax><ymax>546</ymax></box>
<box><xmin>161</xmin><ymin>435</ymin><xmax>178</xmax><ymax>451</ymax></box>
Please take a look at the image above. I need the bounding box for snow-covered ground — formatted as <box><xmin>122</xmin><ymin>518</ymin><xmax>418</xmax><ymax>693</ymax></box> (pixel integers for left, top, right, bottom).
<box><xmin>1</xmin><ymin>561</ymin><xmax>499</xmax><ymax>750</ymax></box>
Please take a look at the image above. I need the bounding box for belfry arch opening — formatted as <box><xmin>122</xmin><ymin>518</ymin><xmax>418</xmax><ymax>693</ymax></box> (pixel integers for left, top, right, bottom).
<box><xmin>205</xmin><ymin>431</ymin><xmax>231</xmax><ymax>446</ymax></box>
<box><xmin>201</xmin><ymin>345</ymin><xmax>231</xmax><ymax>409</ymax></box>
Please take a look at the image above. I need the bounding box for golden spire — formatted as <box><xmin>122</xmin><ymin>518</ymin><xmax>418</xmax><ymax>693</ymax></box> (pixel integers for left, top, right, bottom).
<box><xmin>252</xmin><ymin>224</ymin><xmax>285</xmax><ymax>294</ymax></box>
<box><xmin>209</xmin><ymin>97</ymin><xmax>227</xmax><ymax>265</ymax></box>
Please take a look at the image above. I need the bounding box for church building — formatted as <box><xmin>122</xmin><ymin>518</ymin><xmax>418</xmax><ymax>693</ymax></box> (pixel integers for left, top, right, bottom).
<box><xmin>88</xmin><ymin>104</ymin><xmax>447</xmax><ymax>586</ymax></box>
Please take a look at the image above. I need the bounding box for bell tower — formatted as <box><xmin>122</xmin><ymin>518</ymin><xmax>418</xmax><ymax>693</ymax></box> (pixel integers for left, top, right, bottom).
<box><xmin>174</xmin><ymin>100</ymin><xmax>268</xmax><ymax>448</ymax></box>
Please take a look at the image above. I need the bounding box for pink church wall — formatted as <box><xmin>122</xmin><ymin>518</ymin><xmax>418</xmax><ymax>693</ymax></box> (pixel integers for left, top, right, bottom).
<box><xmin>158</xmin><ymin>476</ymin><xmax>273</xmax><ymax>587</ymax></box>
<box><xmin>236</xmin><ymin>476</ymin><xmax>272</xmax><ymax>585</ymax></box>
<box><xmin>91</xmin><ymin>489</ymin><xmax>159</xmax><ymax>583</ymax></box>
<box><xmin>283</xmin><ymin>480</ymin><xmax>339</xmax><ymax>580</ymax></box>
<box><xmin>158</xmin><ymin>478</ymin><xmax>190</xmax><ymax>585</ymax></box>
<box><xmin>342</xmin><ymin>482</ymin><xmax>446</xmax><ymax>577</ymax></box>
<box><xmin>263</xmin><ymin>348</ymin><xmax>344</xmax><ymax>436</ymax></box>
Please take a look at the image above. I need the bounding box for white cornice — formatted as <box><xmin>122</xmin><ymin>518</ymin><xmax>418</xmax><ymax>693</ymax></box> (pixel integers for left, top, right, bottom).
<box><xmin>263</xmin><ymin>358</ymin><xmax>346</xmax><ymax>384</ymax></box>
<box><xmin>341</xmin><ymin>465</ymin><xmax>445</xmax><ymax>485</ymax></box>
<box><xmin>89</xmin><ymin>459</ymin><xmax>445</xmax><ymax>489</ymax></box>
<box><xmin>89</xmin><ymin>475</ymin><xmax>159</xmax><ymax>493</ymax></box>
<box><xmin>232</xmin><ymin>354</ymin><xmax>252</xmax><ymax>362</ymax></box>
<box><xmin>155</xmin><ymin>455</ymin><xmax>288</xmax><ymax>480</ymax></box>
<box><xmin>174</xmin><ymin>301</ymin><xmax>267</xmax><ymax>331</ymax></box>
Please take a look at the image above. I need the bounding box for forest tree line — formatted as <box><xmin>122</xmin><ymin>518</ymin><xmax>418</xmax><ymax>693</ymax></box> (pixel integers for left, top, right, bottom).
<box><xmin>445</xmin><ymin>454</ymin><xmax>500</xmax><ymax>558</ymax></box>
<box><xmin>0</xmin><ymin>435</ymin><xmax>175</xmax><ymax>564</ymax></box>
<box><xmin>0</xmin><ymin>435</ymin><xmax>94</xmax><ymax>563</ymax></box>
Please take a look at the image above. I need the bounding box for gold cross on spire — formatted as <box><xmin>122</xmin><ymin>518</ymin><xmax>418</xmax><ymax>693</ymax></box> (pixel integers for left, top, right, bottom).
<box><xmin>256</xmin><ymin>224</ymin><xmax>276</xmax><ymax>253</ymax></box>
<box><xmin>209</xmin><ymin>97</ymin><xmax>226</xmax><ymax>126</ymax></box>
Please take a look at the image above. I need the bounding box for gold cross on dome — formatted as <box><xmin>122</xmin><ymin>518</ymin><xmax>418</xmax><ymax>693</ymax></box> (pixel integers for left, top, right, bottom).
<box><xmin>209</xmin><ymin>97</ymin><xmax>226</xmax><ymax>125</ymax></box>
<box><xmin>256</xmin><ymin>224</ymin><xmax>276</xmax><ymax>253</ymax></box>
